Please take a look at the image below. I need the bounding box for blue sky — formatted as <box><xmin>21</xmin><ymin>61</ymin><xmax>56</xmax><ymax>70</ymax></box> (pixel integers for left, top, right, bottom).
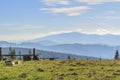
<box><xmin>0</xmin><ymin>0</ymin><xmax>120</xmax><ymax>42</ymax></box>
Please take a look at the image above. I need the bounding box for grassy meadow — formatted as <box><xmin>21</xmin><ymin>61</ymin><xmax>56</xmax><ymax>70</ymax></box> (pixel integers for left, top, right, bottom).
<box><xmin>0</xmin><ymin>60</ymin><xmax>120</xmax><ymax>80</ymax></box>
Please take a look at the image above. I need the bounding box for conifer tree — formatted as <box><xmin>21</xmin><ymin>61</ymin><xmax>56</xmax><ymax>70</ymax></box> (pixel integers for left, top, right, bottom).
<box><xmin>114</xmin><ymin>50</ymin><xmax>119</xmax><ymax>60</ymax></box>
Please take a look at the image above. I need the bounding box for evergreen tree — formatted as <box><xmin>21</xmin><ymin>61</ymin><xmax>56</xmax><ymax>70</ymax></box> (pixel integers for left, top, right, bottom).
<box><xmin>114</xmin><ymin>50</ymin><xmax>119</xmax><ymax>60</ymax></box>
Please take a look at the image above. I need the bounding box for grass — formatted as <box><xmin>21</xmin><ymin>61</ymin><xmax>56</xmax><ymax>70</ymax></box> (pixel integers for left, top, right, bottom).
<box><xmin>0</xmin><ymin>60</ymin><xmax>120</xmax><ymax>80</ymax></box>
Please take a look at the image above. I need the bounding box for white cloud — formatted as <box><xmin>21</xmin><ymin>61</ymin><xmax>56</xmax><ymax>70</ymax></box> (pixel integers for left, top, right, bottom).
<box><xmin>96</xmin><ymin>28</ymin><xmax>111</xmax><ymax>34</ymax></box>
<box><xmin>48</xmin><ymin>29</ymin><xmax>82</xmax><ymax>35</ymax></box>
<box><xmin>41</xmin><ymin>6</ymin><xmax>91</xmax><ymax>16</ymax></box>
<box><xmin>71</xmin><ymin>28</ymin><xmax>111</xmax><ymax>35</ymax></box>
<box><xmin>49</xmin><ymin>30</ymin><xmax>72</xmax><ymax>34</ymax></box>
<box><xmin>76</xmin><ymin>0</ymin><xmax>120</xmax><ymax>4</ymax></box>
<box><xmin>42</xmin><ymin>0</ymin><xmax>69</xmax><ymax>6</ymax></box>
<box><xmin>40</xmin><ymin>28</ymin><xmax>111</xmax><ymax>36</ymax></box>
<box><xmin>42</xmin><ymin>0</ymin><xmax>120</xmax><ymax>5</ymax></box>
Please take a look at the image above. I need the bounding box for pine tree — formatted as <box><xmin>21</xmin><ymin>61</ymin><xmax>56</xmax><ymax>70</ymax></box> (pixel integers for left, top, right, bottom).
<box><xmin>114</xmin><ymin>50</ymin><xmax>119</xmax><ymax>60</ymax></box>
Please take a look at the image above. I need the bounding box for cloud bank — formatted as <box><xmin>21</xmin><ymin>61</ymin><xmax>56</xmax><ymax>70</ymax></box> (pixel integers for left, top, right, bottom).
<box><xmin>42</xmin><ymin>0</ymin><xmax>120</xmax><ymax>5</ymax></box>
<box><xmin>41</xmin><ymin>6</ymin><xmax>91</xmax><ymax>16</ymax></box>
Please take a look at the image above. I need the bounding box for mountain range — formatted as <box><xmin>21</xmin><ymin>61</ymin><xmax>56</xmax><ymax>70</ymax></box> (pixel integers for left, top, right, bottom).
<box><xmin>1</xmin><ymin>32</ymin><xmax>120</xmax><ymax>59</ymax></box>
<box><xmin>30</xmin><ymin>32</ymin><xmax>120</xmax><ymax>46</ymax></box>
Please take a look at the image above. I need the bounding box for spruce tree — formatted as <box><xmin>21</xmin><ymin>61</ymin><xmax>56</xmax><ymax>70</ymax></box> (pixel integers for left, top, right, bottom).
<box><xmin>115</xmin><ymin>50</ymin><xmax>119</xmax><ymax>60</ymax></box>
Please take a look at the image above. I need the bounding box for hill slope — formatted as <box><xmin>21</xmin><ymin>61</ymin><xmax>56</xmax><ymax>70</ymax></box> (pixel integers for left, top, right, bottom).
<box><xmin>1</xmin><ymin>47</ymin><xmax>98</xmax><ymax>60</ymax></box>
<box><xmin>37</xmin><ymin>44</ymin><xmax>116</xmax><ymax>59</ymax></box>
<box><xmin>0</xmin><ymin>42</ymin><xmax>117</xmax><ymax>59</ymax></box>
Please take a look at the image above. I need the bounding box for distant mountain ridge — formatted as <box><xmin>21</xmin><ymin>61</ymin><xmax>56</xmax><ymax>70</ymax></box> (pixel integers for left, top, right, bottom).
<box><xmin>40</xmin><ymin>43</ymin><xmax>116</xmax><ymax>59</ymax></box>
<box><xmin>2</xmin><ymin>32</ymin><xmax>120</xmax><ymax>46</ymax></box>
<box><xmin>0</xmin><ymin>41</ymin><xmax>117</xmax><ymax>59</ymax></box>
<box><xmin>30</xmin><ymin>32</ymin><xmax>120</xmax><ymax>46</ymax></box>
<box><xmin>1</xmin><ymin>32</ymin><xmax>120</xmax><ymax>59</ymax></box>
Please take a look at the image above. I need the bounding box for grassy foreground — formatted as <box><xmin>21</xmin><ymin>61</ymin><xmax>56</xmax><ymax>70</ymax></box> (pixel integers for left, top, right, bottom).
<box><xmin>0</xmin><ymin>60</ymin><xmax>120</xmax><ymax>80</ymax></box>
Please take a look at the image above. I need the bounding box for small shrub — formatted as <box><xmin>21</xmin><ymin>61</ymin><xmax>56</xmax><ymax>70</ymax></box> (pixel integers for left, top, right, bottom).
<box><xmin>68</xmin><ymin>68</ymin><xmax>74</xmax><ymax>71</ymax></box>
<box><xmin>37</xmin><ymin>68</ymin><xmax>44</xmax><ymax>72</ymax></box>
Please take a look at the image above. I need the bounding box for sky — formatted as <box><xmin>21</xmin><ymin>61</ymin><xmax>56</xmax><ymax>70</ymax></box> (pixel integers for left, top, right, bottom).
<box><xmin>0</xmin><ymin>0</ymin><xmax>120</xmax><ymax>42</ymax></box>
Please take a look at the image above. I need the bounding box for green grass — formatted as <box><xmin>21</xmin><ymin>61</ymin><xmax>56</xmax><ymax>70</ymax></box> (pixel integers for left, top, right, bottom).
<box><xmin>1</xmin><ymin>60</ymin><xmax>120</xmax><ymax>80</ymax></box>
